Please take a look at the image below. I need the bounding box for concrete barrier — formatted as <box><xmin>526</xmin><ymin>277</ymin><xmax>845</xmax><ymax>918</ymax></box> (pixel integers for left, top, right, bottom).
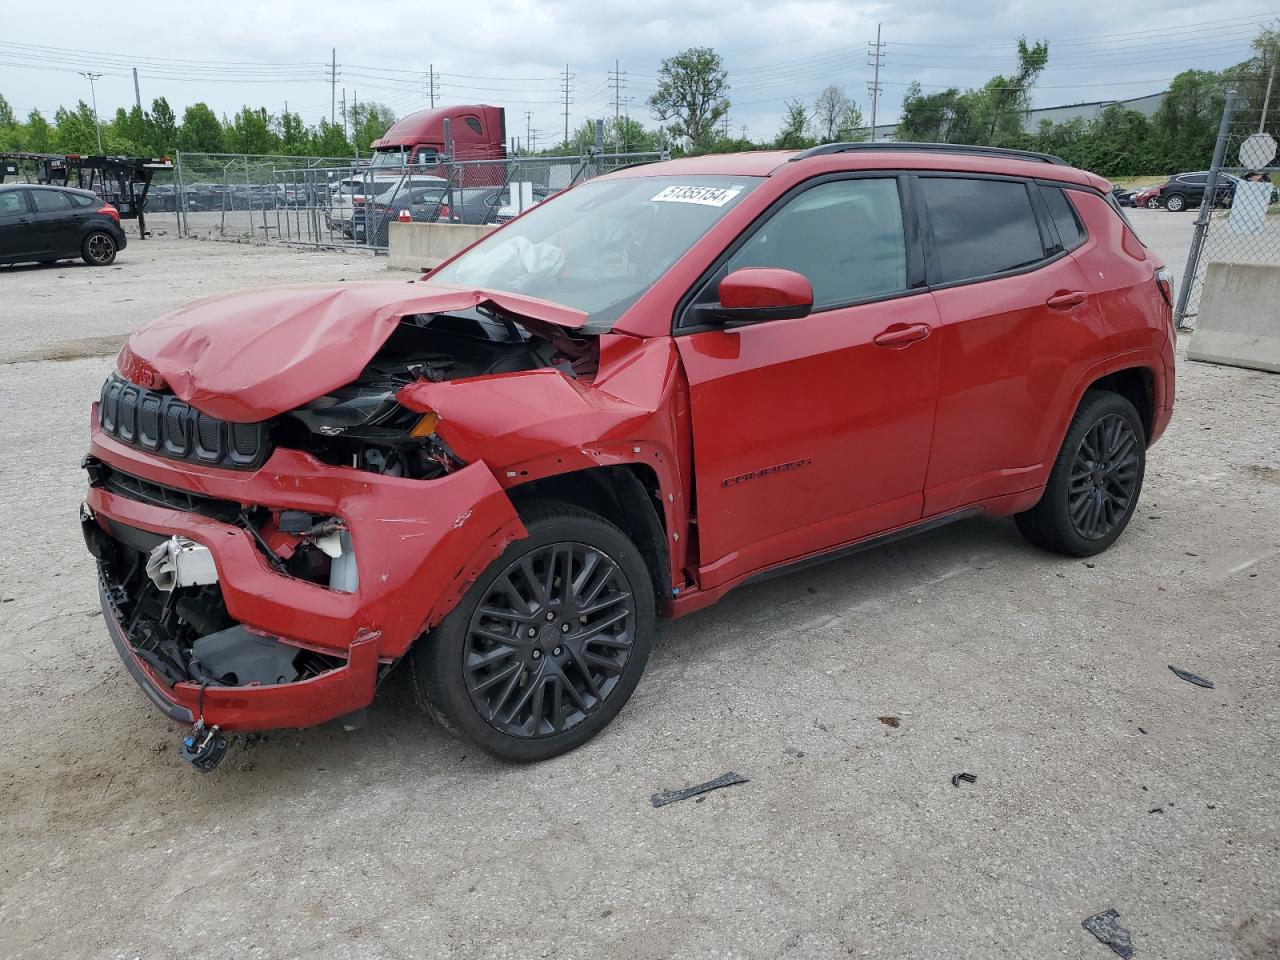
<box><xmin>386</xmin><ymin>221</ymin><xmax>495</xmax><ymax>272</ymax></box>
<box><xmin>1187</xmin><ymin>261</ymin><xmax>1280</xmax><ymax>374</ymax></box>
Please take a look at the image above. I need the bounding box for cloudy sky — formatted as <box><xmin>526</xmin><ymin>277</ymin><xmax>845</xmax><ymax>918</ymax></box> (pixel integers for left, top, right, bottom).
<box><xmin>0</xmin><ymin>0</ymin><xmax>1275</xmax><ymax>144</ymax></box>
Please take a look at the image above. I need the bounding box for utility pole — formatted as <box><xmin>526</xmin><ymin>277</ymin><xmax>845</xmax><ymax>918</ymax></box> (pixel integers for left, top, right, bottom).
<box><xmin>867</xmin><ymin>23</ymin><xmax>885</xmax><ymax>142</ymax></box>
<box><xmin>427</xmin><ymin>64</ymin><xmax>438</xmax><ymax>108</ymax></box>
<box><xmin>328</xmin><ymin>48</ymin><xmax>339</xmax><ymax>124</ymax></box>
<box><xmin>132</xmin><ymin>67</ymin><xmax>142</xmax><ymax>111</ymax></box>
<box><xmin>560</xmin><ymin>64</ymin><xmax>574</xmax><ymax>148</ymax></box>
<box><xmin>1261</xmin><ymin>63</ymin><xmax>1276</xmax><ymax>134</ymax></box>
<box><xmin>341</xmin><ymin>89</ymin><xmax>347</xmax><ymax>139</ymax></box>
<box><xmin>79</xmin><ymin>71</ymin><xmax>104</xmax><ymax>154</ymax></box>
<box><xmin>524</xmin><ymin>111</ymin><xmax>533</xmax><ymax>154</ymax></box>
<box><xmin>609</xmin><ymin>59</ymin><xmax>626</xmax><ymax>154</ymax></box>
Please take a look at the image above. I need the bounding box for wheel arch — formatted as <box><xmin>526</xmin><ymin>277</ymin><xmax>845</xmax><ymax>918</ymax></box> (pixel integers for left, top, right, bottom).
<box><xmin>507</xmin><ymin>464</ymin><xmax>671</xmax><ymax>612</ymax></box>
<box><xmin>1087</xmin><ymin>365</ymin><xmax>1155</xmax><ymax>442</ymax></box>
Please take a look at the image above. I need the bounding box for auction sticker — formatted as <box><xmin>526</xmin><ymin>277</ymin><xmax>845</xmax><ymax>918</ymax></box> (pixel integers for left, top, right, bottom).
<box><xmin>651</xmin><ymin>184</ymin><xmax>743</xmax><ymax>206</ymax></box>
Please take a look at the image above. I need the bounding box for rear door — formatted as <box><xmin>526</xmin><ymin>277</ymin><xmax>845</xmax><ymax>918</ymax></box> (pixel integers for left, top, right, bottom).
<box><xmin>919</xmin><ymin>174</ymin><xmax>1103</xmax><ymax>516</ymax></box>
<box><xmin>0</xmin><ymin>189</ymin><xmax>35</xmax><ymax>259</ymax></box>
<box><xmin>676</xmin><ymin>174</ymin><xmax>941</xmax><ymax>588</ymax></box>
<box><xmin>29</xmin><ymin>188</ymin><xmax>80</xmax><ymax>256</ymax></box>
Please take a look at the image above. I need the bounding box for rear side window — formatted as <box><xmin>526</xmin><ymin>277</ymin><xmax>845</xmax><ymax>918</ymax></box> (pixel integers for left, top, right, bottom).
<box><xmin>1042</xmin><ymin>187</ymin><xmax>1085</xmax><ymax>249</ymax></box>
<box><xmin>728</xmin><ymin>177</ymin><xmax>908</xmax><ymax>307</ymax></box>
<box><xmin>70</xmin><ymin>193</ymin><xmax>95</xmax><ymax>208</ymax></box>
<box><xmin>31</xmin><ymin>190</ymin><xmax>73</xmax><ymax>213</ymax></box>
<box><xmin>921</xmin><ymin>177</ymin><xmax>1045</xmax><ymax>284</ymax></box>
<box><xmin>464</xmin><ymin>116</ymin><xmax>483</xmax><ymax>135</ymax></box>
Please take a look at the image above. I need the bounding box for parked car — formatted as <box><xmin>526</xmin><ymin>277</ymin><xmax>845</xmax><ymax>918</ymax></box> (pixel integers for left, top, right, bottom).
<box><xmin>82</xmin><ymin>144</ymin><xmax>1175</xmax><ymax>770</ymax></box>
<box><xmin>1149</xmin><ymin>171</ymin><xmax>1239</xmax><ymax>211</ymax></box>
<box><xmin>354</xmin><ymin>184</ymin><xmax>460</xmax><ymax>246</ymax></box>
<box><xmin>330</xmin><ymin>174</ymin><xmax>449</xmax><ymax>236</ymax></box>
<box><xmin>143</xmin><ymin>185</ymin><xmax>177</xmax><ymax>213</ymax></box>
<box><xmin>0</xmin><ymin>183</ymin><xmax>127</xmax><ymax>266</ymax></box>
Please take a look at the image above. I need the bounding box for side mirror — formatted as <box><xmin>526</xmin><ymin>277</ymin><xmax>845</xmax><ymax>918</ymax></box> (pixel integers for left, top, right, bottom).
<box><xmin>706</xmin><ymin>268</ymin><xmax>814</xmax><ymax>326</ymax></box>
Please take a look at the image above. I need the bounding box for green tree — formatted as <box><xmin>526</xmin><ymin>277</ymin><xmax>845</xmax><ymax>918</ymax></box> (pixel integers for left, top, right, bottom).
<box><xmin>277</xmin><ymin>110</ymin><xmax>310</xmax><ymax>155</ymax></box>
<box><xmin>53</xmin><ymin>101</ymin><xmax>100</xmax><ymax>153</ymax></box>
<box><xmin>150</xmin><ymin>97</ymin><xmax>178</xmax><ymax>155</ymax></box>
<box><xmin>648</xmin><ymin>47</ymin><xmax>730</xmax><ymax>151</ymax></box>
<box><xmin>311</xmin><ymin>119</ymin><xmax>351</xmax><ymax>157</ymax></box>
<box><xmin>23</xmin><ymin>109</ymin><xmax>52</xmax><ymax>152</ymax></box>
<box><xmin>350</xmin><ymin>101</ymin><xmax>396</xmax><ymax>154</ymax></box>
<box><xmin>110</xmin><ymin>106</ymin><xmax>149</xmax><ymax>155</ymax></box>
<box><xmin>812</xmin><ymin>86</ymin><xmax>864</xmax><ymax>143</ymax></box>
<box><xmin>1149</xmin><ymin>70</ymin><xmax>1224</xmax><ymax>171</ymax></box>
<box><xmin>225</xmin><ymin>107</ymin><xmax>279</xmax><ymax>154</ymax></box>
<box><xmin>178</xmin><ymin>102</ymin><xmax>224</xmax><ymax>152</ymax></box>
<box><xmin>774</xmin><ymin>99</ymin><xmax>816</xmax><ymax>149</ymax></box>
<box><xmin>0</xmin><ymin>93</ymin><xmax>17</xmax><ymax>150</ymax></box>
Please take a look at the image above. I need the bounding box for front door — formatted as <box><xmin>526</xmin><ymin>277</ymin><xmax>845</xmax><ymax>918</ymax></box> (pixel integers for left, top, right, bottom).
<box><xmin>0</xmin><ymin>189</ymin><xmax>36</xmax><ymax>259</ymax></box>
<box><xmin>675</xmin><ymin>175</ymin><xmax>941</xmax><ymax>590</ymax></box>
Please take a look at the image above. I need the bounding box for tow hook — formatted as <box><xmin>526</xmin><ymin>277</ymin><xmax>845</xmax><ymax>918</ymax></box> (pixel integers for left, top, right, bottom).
<box><xmin>179</xmin><ymin>719</ymin><xmax>228</xmax><ymax>773</ymax></box>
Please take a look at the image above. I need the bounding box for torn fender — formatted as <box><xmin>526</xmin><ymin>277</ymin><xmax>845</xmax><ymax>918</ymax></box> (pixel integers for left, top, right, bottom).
<box><xmin>397</xmin><ymin>335</ymin><xmax>683</xmax><ymax>469</ymax></box>
<box><xmin>120</xmin><ymin>280</ymin><xmax>588</xmax><ymax>423</ymax></box>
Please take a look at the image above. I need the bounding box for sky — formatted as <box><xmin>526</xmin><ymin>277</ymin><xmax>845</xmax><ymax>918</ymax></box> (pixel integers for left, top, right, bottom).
<box><xmin>0</xmin><ymin>0</ymin><xmax>1276</xmax><ymax>146</ymax></box>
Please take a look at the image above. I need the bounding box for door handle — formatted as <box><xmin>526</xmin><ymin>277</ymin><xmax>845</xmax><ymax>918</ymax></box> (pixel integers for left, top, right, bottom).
<box><xmin>873</xmin><ymin>323</ymin><xmax>931</xmax><ymax>347</ymax></box>
<box><xmin>1046</xmin><ymin>290</ymin><xmax>1087</xmax><ymax>309</ymax></box>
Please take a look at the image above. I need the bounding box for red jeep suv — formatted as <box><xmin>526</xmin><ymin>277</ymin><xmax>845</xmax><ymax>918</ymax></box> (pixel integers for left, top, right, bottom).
<box><xmin>82</xmin><ymin>144</ymin><xmax>1175</xmax><ymax>769</ymax></box>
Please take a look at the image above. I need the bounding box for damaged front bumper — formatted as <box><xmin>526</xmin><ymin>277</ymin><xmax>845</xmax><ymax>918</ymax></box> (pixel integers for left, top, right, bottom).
<box><xmin>83</xmin><ymin>418</ymin><xmax>524</xmax><ymax>733</ymax></box>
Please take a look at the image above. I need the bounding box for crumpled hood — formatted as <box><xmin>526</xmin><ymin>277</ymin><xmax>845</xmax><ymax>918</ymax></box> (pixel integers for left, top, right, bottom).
<box><xmin>118</xmin><ymin>280</ymin><xmax>588</xmax><ymax>422</ymax></box>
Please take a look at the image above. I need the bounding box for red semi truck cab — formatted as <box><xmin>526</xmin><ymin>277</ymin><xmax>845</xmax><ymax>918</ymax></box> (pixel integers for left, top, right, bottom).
<box><xmin>369</xmin><ymin>105</ymin><xmax>506</xmax><ymax>186</ymax></box>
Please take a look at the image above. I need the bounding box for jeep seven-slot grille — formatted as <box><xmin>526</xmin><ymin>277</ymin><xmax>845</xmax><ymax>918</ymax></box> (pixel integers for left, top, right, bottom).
<box><xmin>98</xmin><ymin>373</ymin><xmax>270</xmax><ymax>470</ymax></box>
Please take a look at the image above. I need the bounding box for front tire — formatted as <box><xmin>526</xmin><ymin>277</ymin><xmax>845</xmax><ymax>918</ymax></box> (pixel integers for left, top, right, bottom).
<box><xmin>1164</xmin><ymin>193</ymin><xmax>1186</xmax><ymax>212</ymax></box>
<box><xmin>1016</xmin><ymin>391</ymin><xmax>1146</xmax><ymax>557</ymax></box>
<box><xmin>409</xmin><ymin>500</ymin><xmax>655</xmax><ymax>761</ymax></box>
<box><xmin>82</xmin><ymin>231</ymin><xmax>117</xmax><ymax>266</ymax></box>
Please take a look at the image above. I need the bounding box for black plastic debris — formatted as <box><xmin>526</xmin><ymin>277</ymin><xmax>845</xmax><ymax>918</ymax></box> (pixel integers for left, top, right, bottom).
<box><xmin>951</xmin><ymin>772</ymin><xmax>978</xmax><ymax>787</ymax></box>
<box><xmin>1168</xmin><ymin>665</ymin><xmax>1215</xmax><ymax>689</ymax></box>
<box><xmin>1082</xmin><ymin>909</ymin><xmax>1134</xmax><ymax>958</ymax></box>
<box><xmin>651</xmin><ymin>771</ymin><xmax>748</xmax><ymax>808</ymax></box>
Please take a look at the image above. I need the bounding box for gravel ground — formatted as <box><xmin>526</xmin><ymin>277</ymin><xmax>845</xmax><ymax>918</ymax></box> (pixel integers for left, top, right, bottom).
<box><xmin>1</xmin><ymin>211</ymin><xmax>1277</xmax><ymax>960</ymax></box>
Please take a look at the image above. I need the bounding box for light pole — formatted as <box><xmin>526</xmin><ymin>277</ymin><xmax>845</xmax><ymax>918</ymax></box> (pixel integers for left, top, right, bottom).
<box><xmin>78</xmin><ymin>71</ymin><xmax>105</xmax><ymax>154</ymax></box>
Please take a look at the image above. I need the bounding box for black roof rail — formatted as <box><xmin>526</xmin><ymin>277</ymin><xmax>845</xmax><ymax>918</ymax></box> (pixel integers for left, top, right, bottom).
<box><xmin>789</xmin><ymin>141</ymin><xmax>1071</xmax><ymax>166</ymax></box>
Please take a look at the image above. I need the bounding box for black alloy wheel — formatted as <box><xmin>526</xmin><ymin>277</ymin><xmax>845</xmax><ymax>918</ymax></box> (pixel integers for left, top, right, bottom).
<box><xmin>1067</xmin><ymin>413</ymin><xmax>1141</xmax><ymax>541</ymax></box>
<box><xmin>1015</xmin><ymin>391</ymin><xmax>1146</xmax><ymax>557</ymax></box>
<box><xmin>410</xmin><ymin>500</ymin><xmax>654</xmax><ymax>761</ymax></box>
<box><xmin>82</xmin><ymin>231</ymin><xmax>117</xmax><ymax>266</ymax></box>
<box><xmin>463</xmin><ymin>541</ymin><xmax>637</xmax><ymax>738</ymax></box>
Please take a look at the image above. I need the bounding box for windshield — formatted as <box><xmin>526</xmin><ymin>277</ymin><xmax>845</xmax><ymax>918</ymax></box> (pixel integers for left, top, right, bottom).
<box><xmin>370</xmin><ymin>149</ymin><xmax>409</xmax><ymax>167</ymax></box>
<box><xmin>430</xmin><ymin>175</ymin><xmax>762</xmax><ymax>332</ymax></box>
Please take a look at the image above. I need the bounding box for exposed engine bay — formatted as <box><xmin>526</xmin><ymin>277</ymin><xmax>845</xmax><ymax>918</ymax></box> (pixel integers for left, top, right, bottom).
<box><xmin>273</xmin><ymin>308</ymin><xmax>591</xmax><ymax>479</ymax></box>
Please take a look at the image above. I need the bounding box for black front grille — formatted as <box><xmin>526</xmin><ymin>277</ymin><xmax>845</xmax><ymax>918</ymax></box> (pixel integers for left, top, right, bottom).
<box><xmin>99</xmin><ymin>374</ymin><xmax>270</xmax><ymax>470</ymax></box>
<box><xmin>86</xmin><ymin>457</ymin><xmax>243</xmax><ymax>523</ymax></box>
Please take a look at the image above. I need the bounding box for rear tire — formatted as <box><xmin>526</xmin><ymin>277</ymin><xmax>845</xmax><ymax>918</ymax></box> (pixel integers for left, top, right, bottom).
<box><xmin>409</xmin><ymin>500</ymin><xmax>655</xmax><ymax>761</ymax></box>
<box><xmin>82</xmin><ymin>231</ymin><xmax>117</xmax><ymax>266</ymax></box>
<box><xmin>1015</xmin><ymin>391</ymin><xmax>1146</xmax><ymax>557</ymax></box>
<box><xmin>1164</xmin><ymin>193</ymin><xmax>1186</xmax><ymax>212</ymax></box>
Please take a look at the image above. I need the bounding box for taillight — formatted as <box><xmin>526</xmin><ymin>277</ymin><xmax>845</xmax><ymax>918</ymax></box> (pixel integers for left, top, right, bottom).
<box><xmin>439</xmin><ymin>203</ymin><xmax>453</xmax><ymax>221</ymax></box>
<box><xmin>352</xmin><ymin>196</ymin><xmax>365</xmax><ymax>205</ymax></box>
<box><xmin>1155</xmin><ymin>267</ymin><xmax>1173</xmax><ymax>307</ymax></box>
<box><xmin>98</xmin><ymin>204</ymin><xmax>120</xmax><ymax>224</ymax></box>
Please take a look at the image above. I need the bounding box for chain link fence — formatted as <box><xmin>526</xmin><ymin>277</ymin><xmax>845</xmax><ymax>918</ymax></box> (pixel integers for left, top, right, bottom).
<box><xmin>153</xmin><ymin>148</ymin><xmax>666</xmax><ymax>251</ymax></box>
<box><xmin>1174</xmin><ymin>89</ymin><xmax>1280</xmax><ymax>329</ymax></box>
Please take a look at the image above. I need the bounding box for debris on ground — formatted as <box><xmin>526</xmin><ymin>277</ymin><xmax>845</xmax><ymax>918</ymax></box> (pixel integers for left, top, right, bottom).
<box><xmin>1168</xmin><ymin>665</ymin><xmax>1215</xmax><ymax>688</ymax></box>
<box><xmin>1082</xmin><ymin>909</ymin><xmax>1135</xmax><ymax>958</ymax></box>
<box><xmin>878</xmin><ymin>716</ymin><xmax>900</xmax><ymax>728</ymax></box>
<box><xmin>650</xmin><ymin>772</ymin><xmax>749</xmax><ymax>808</ymax></box>
<box><xmin>951</xmin><ymin>772</ymin><xmax>978</xmax><ymax>787</ymax></box>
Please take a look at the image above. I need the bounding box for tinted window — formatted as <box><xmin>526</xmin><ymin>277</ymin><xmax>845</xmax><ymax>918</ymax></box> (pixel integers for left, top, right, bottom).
<box><xmin>31</xmin><ymin>190</ymin><xmax>73</xmax><ymax>213</ymax></box>
<box><xmin>1180</xmin><ymin>174</ymin><xmax>1207</xmax><ymax>185</ymax></box>
<box><xmin>70</xmin><ymin>193</ymin><xmax>95</xmax><ymax>208</ymax></box>
<box><xmin>728</xmin><ymin>178</ymin><xmax>907</xmax><ymax>307</ymax></box>
<box><xmin>464</xmin><ymin>116</ymin><xmax>483</xmax><ymax>135</ymax></box>
<box><xmin>0</xmin><ymin>191</ymin><xmax>26</xmax><ymax>216</ymax></box>
<box><xmin>922</xmin><ymin>177</ymin><xmax>1044</xmax><ymax>283</ymax></box>
<box><xmin>1042</xmin><ymin>187</ymin><xmax>1085</xmax><ymax>248</ymax></box>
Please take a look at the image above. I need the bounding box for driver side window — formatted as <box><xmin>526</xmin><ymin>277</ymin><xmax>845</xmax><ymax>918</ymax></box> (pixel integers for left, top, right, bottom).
<box><xmin>727</xmin><ymin>177</ymin><xmax>907</xmax><ymax>309</ymax></box>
